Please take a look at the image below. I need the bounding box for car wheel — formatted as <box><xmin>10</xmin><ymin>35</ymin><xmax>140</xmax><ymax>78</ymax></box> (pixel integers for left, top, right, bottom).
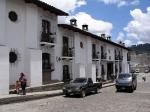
<box><xmin>134</xmin><ymin>85</ymin><xmax>137</xmax><ymax>90</ymax></box>
<box><xmin>129</xmin><ymin>86</ymin><xmax>133</xmax><ymax>93</ymax></box>
<box><xmin>116</xmin><ymin>87</ymin><xmax>120</xmax><ymax>92</ymax></box>
<box><xmin>81</xmin><ymin>90</ymin><xmax>86</xmax><ymax>97</ymax></box>
<box><xmin>95</xmin><ymin>88</ymin><xmax>99</xmax><ymax>94</ymax></box>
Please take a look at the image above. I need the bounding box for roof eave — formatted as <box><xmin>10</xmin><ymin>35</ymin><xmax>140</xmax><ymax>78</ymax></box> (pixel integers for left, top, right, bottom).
<box><xmin>24</xmin><ymin>0</ymin><xmax>68</xmax><ymax>16</ymax></box>
<box><xmin>58</xmin><ymin>24</ymin><xmax>130</xmax><ymax>51</ymax></box>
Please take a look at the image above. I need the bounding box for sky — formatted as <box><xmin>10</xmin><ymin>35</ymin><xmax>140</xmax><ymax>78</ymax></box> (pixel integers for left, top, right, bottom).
<box><xmin>41</xmin><ymin>0</ymin><xmax>150</xmax><ymax>47</ymax></box>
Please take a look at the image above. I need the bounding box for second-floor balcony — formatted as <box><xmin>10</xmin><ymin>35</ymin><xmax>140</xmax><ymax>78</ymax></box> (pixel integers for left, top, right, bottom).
<box><xmin>115</xmin><ymin>55</ymin><xmax>119</xmax><ymax>60</ymax></box>
<box><xmin>119</xmin><ymin>55</ymin><xmax>123</xmax><ymax>60</ymax></box>
<box><xmin>101</xmin><ymin>53</ymin><xmax>107</xmax><ymax>60</ymax></box>
<box><xmin>115</xmin><ymin>54</ymin><xmax>123</xmax><ymax>61</ymax></box>
<box><xmin>62</xmin><ymin>47</ymin><xmax>74</xmax><ymax>59</ymax></box>
<box><xmin>92</xmin><ymin>53</ymin><xmax>100</xmax><ymax>61</ymax></box>
<box><xmin>40</xmin><ymin>32</ymin><xmax>55</xmax><ymax>46</ymax></box>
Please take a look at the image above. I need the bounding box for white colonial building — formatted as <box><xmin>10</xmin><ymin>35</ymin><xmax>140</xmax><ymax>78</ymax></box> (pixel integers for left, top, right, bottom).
<box><xmin>0</xmin><ymin>0</ymin><xmax>130</xmax><ymax>94</ymax></box>
<box><xmin>57</xmin><ymin>20</ymin><xmax>130</xmax><ymax>83</ymax></box>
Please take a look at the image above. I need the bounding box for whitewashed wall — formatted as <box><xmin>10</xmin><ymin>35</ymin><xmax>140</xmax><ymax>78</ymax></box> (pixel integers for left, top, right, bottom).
<box><xmin>0</xmin><ymin>0</ymin><xmax>6</xmax><ymax>46</ymax></box>
<box><xmin>29</xmin><ymin>49</ymin><xmax>42</xmax><ymax>87</ymax></box>
<box><xmin>25</xmin><ymin>4</ymin><xmax>38</xmax><ymax>49</ymax></box>
<box><xmin>6</xmin><ymin>0</ymin><xmax>26</xmax><ymax>85</ymax></box>
<box><xmin>5</xmin><ymin>0</ymin><xmax>58</xmax><ymax>86</ymax></box>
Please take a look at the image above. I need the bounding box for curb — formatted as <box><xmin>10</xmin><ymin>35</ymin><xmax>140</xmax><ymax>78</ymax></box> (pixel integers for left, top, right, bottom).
<box><xmin>0</xmin><ymin>83</ymin><xmax>115</xmax><ymax>105</ymax></box>
<box><xmin>0</xmin><ymin>92</ymin><xmax>63</xmax><ymax>105</ymax></box>
<box><xmin>102</xmin><ymin>83</ymin><xmax>115</xmax><ymax>88</ymax></box>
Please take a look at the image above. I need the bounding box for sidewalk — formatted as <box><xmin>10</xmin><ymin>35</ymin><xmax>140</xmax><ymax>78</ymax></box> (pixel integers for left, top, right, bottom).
<box><xmin>0</xmin><ymin>82</ymin><xmax>115</xmax><ymax>105</ymax></box>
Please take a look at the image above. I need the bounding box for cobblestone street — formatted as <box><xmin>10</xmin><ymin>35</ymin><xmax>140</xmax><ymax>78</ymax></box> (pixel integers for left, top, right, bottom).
<box><xmin>0</xmin><ymin>81</ymin><xmax>150</xmax><ymax>112</ymax></box>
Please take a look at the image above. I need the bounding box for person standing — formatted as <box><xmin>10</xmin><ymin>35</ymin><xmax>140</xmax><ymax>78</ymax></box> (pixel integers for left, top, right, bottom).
<box><xmin>15</xmin><ymin>80</ymin><xmax>20</xmax><ymax>94</ymax></box>
<box><xmin>19</xmin><ymin>73</ymin><xmax>27</xmax><ymax>95</ymax></box>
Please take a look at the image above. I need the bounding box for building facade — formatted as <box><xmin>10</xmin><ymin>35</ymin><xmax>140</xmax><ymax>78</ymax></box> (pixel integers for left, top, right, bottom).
<box><xmin>0</xmin><ymin>0</ymin><xmax>130</xmax><ymax>94</ymax></box>
<box><xmin>57</xmin><ymin>22</ymin><xmax>130</xmax><ymax>83</ymax></box>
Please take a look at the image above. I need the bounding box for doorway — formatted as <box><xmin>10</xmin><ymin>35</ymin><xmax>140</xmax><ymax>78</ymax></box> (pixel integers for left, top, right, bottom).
<box><xmin>42</xmin><ymin>53</ymin><xmax>51</xmax><ymax>84</ymax></box>
<box><xmin>63</xmin><ymin>65</ymin><xmax>70</xmax><ymax>82</ymax></box>
<box><xmin>107</xmin><ymin>63</ymin><xmax>114</xmax><ymax>80</ymax></box>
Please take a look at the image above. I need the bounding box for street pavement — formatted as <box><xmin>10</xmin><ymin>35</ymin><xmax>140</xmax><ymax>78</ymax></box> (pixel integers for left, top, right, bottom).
<box><xmin>0</xmin><ymin>81</ymin><xmax>150</xmax><ymax>112</ymax></box>
<box><xmin>137</xmin><ymin>73</ymin><xmax>150</xmax><ymax>82</ymax></box>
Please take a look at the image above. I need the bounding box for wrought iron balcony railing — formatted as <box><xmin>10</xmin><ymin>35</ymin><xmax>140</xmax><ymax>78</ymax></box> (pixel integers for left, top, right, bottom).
<box><xmin>119</xmin><ymin>55</ymin><xmax>123</xmax><ymax>60</ymax></box>
<box><xmin>62</xmin><ymin>47</ymin><xmax>73</xmax><ymax>57</ymax></box>
<box><xmin>41</xmin><ymin>32</ymin><xmax>55</xmax><ymax>43</ymax></box>
<box><xmin>115</xmin><ymin>55</ymin><xmax>119</xmax><ymax>60</ymax></box>
<box><xmin>115</xmin><ymin>55</ymin><xmax>123</xmax><ymax>61</ymax></box>
<box><xmin>101</xmin><ymin>53</ymin><xmax>107</xmax><ymax>59</ymax></box>
<box><xmin>92</xmin><ymin>53</ymin><xmax>99</xmax><ymax>59</ymax></box>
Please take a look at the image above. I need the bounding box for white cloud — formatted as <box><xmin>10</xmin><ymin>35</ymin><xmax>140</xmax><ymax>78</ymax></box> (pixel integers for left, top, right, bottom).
<box><xmin>131</xmin><ymin>0</ymin><xmax>140</xmax><ymax>5</ymax></box>
<box><xmin>41</xmin><ymin>0</ymin><xmax>113</xmax><ymax>35</ymax></box>
<box><xmin>137</xmin><ymin>41</ymin><xmax>144</xmax><ymax>45</ymax></box>
<box><xmin>65</xmin><ymin>12</ymin><xmax>113</xmax><ymax>35</ymax></box>
<box><xmin>116</xmin><ymin>32</ymin><xmax>133</xmax><ymax>47</ymax></box>
<box><xmin>41</xmin><ymin>0</ymin><xmax>87</xmax><ymax>12</ymax></box>
<box><xmin>124</xmin><ymin>7</ymin><xmax>150</xmax><ymax>43</ymax></box>
<box><xmin>118</xmin><ymin>1</ymin><xmax>127</xmax><ymax>7</ymax></box>
<box><xmin>116</xmin><ymin>32</ymin><xmax>125</xmax><ymax>42</ymax></box>
<box><xmin>99</xmin><ymin>0</ymin><xmax>140</xmax><ymax>7</ymax></box>
<box><xmin>124</xmin><ymin>40</ymin><xmax>132</xmax><ymax>47</ymax></box>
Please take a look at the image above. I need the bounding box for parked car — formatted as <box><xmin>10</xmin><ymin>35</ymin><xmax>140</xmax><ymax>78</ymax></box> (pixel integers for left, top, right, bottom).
<box><xmin>144</xmin><ymin>69</ymin><xmax>149</xmax><ymax>73</ymax></box>
<box><xmin>115</xmin><ymin>73</ymin><xmax>137</xmax><ymax>92</ymax></box>
<box><xmin>63</xmin><ymin>78</ymin><xmax>102</xmax><ymax>97</ymax></box>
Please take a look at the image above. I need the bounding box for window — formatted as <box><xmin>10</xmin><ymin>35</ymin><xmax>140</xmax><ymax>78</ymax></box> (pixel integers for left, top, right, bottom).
<box><xmin>72</xmin><ymin>78</ymin><xmax>86</xmax><ymax>83</ymax></box>
<box><xmin>42</xmin><ymin>20</ymin><xmax>50</xmax><ymax>33</ymax></box>
<box><xmin>63</xmin><ymin>36</ymin><xmax>69</xmax><ymax>56</ymax></box>
<box><xmin>92</xmin><ymin>44</ymin><xmax>96</xmax><ymax>58</ymax></box>
<box><xmin>101</xmin><ymin>46</ymin><xmax>104</xmax><ymax>53</ymax></box>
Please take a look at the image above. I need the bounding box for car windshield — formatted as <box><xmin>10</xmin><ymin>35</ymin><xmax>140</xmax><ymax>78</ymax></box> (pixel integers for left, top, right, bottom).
<box><xmin>72</xmin><ymin>78</ymin><xmax>87</xmax><ymax>83</ymax></box>
<box><xmin>118</xmin><ymin>74</ymin><xmax>131</xmax><ymax>79</ymax></box>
